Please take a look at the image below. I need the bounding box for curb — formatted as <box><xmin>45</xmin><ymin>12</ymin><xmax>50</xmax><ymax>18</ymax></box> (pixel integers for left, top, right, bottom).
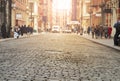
<box><xmin>81</xmin><ymin>35</ymin><xmax>120</xmax><ymax>51</ymax></box>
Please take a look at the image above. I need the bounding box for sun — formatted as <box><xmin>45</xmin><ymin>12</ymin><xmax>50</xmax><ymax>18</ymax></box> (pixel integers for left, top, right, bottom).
<box><xmin>53</xmin><ymin>0</ymin><xmax>71</xmax><ymax>10</ymax></box>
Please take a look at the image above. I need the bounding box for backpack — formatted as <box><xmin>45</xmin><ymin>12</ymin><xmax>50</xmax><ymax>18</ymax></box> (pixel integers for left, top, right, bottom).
<box><xmin>116</xmin><ymin>22</ymin><xmax>120</xmax><ymax>31</ymax></box>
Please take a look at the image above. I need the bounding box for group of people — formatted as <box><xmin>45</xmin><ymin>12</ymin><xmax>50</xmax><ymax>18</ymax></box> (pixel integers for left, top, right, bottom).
<box><xmin>71</xmin><ymin>25</ymin><xmax>84</xmax><ymax>35</ymax></box>
<box><xmin>88</xmin><ymin>24</ymin><xmax>112</xmax><ymax>39</ymax></box>
<box><xmin>86</xmin><ymin>18</ymin><xmax>120</xmax><ymax>46</ymax></box>
<box><xmin>0</xmin><ymin>23</ymin><xmax>34</xmax><ymax>39</ymax></box>
<box><xmin>14</xmin><ymin>25</ymin><xmax>33</xmax><ymax>39</ymax></box>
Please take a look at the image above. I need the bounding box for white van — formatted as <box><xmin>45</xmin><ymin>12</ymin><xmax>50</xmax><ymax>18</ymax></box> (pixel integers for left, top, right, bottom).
<box><xmin>51</xmin><ymin>26</ymin><xmax>60</xmax><ymax>33</ymax></box>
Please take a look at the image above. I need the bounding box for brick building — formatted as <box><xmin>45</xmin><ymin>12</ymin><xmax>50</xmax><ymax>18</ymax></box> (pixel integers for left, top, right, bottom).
<box><xmin>39</xmin><ymin>0</ymin><xmax>52</xmax><ymax>32</ymax></box>
<box><xmin>12</xmin><ymin>0</ymin><xmax>29</xmax><ymax>27</ymax></box>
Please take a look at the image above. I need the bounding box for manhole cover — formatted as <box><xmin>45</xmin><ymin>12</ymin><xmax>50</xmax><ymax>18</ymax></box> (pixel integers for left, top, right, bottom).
<box><xmin>45</xmin><ymin>50</ymin><xmax>63</xmax><ymax>54</ymax></box>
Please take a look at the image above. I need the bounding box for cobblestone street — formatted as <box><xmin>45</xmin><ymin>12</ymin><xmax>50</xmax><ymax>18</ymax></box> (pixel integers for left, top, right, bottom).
<box><xmin>0</xmin><ymin>33</ymin><xmax>120</xmax><ymax>81</ymax></box>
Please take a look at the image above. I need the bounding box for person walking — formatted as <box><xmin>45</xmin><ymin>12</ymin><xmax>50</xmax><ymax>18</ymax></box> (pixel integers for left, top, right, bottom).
<box><xmin>99</xmin><ymin>25</ymin><xmax>104</xmax><ymax>39</ymax></box>
<box><xmin>104</xmin><ymin>24</ymin><xmax>108</xmax><ymax>39</ymax></box>
<box><xmin>94</xmin><ymin>25</ymin><xmax>100</xmax><ymax>39</ymax></box>
<box><xmin>80</xmin><ymin>27</ymin><xmax>84</xmax><ymax>35</ymax></box>
<box><xmin>108</xmin><ymin>25</ymin><xmax>112</xmax><ymax>39</ymax></box>
<box><xmin>87</xmin><ymin>26</ymin><xmax>91</xmax><ymax>35</ymax></box>
<box><xmin>91</xmin><ymin>24</ymin><xmax>95</xmax><ymax>38</ymax></box>
<box><xmin>14</xmin><ymin>25</ymin><xmax>20</xmax><ymax>39</ymax></box>
<box><xmin>113</xmin><ymin>17</ymin><xmax>120</xmax><ymax>46</ymax></box>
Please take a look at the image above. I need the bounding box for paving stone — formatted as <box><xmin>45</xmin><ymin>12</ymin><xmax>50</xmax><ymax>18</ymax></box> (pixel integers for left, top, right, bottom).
<box><xmin>49</xmin><ymin>80</ymin><xmax>60</xmax><ymax>81</ymax></box>
<box><xmin>0</xmin><ymin>34</ymin><xmax>120</xmax><ymax>80</ymax></box>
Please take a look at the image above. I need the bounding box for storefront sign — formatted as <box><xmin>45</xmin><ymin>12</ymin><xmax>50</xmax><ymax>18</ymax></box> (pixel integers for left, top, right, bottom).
<box><xmin>16</xmin><ymin>13</ymin><xmax>22</xmax><ymax>19</ymax></box>
<box><xmin>96</xmin><ymin>14</ymin><xmax>101</xmax><ymax>17</ymax></box>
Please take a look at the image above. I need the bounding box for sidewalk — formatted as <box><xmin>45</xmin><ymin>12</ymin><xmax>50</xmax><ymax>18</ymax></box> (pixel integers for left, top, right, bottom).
<box><xmin>81</xmin><ymin>34</ymin><xmax>120</xmax><ymax>51</ymax></box>
<box><xmin>0</xmin><ymin>33</ymin><xmax>39</xmax><ymax>42</ymax></box>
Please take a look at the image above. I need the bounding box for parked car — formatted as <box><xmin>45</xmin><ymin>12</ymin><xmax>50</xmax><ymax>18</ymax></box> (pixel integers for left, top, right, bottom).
<box><xmin>62</xmin><ymin>28</ymin><xmax>72</xmax><ymax>33</ymax></box>
<box><xmin>51</xmin><ymin>26</ymin><xmax>60</xmax><ymax>33</ymax></box>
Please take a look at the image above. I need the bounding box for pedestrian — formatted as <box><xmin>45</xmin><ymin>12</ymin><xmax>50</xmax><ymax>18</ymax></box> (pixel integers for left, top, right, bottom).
<box><xmin>76</xmin><ymin>25</ymin><xmax>80</xmax><ymax>34</ymax></box>
<box><xmin>14</xmin><ymin>25</ymin><xmax>19</xmax><ymax>39</ymax></box>
<box><xmin>113</xmin><ymin>17</ymin><xmax>120</xmax><ymax>46</ymax></box>
<box><xmin>104</xmin><ymin>24</ymin><xmax>108</xmax><ymax>39</ymax></box>
<box><xmin>91</xmin><ymin>24</ymin><xmax>95</xmax><ymax>38</ymax></box>
<box><xmin>87</xmin><ymin>26</ymin><xmax>91</xmax><ymax>35</ymax></box>
<box><xmin>77</xmin><ymin>25</ymin><xmax>80</xmax><ymax>34</ymax></box>
<box><xmin>1</xmin><ymin>23</ymin><xmax>7</xmax><ymax>38</ymax></box>
<box><xmin>94</xmin><ymin>25</ymin><xmax>100</xmax><ymax>39</ymax></box>
<box><xmin>80</xmin><ymin>27</ymin><xmax>83</xmax><ymax>35</ymax></box>
<box><xmin>99</xmin><ymin>25</ymin><xmax>104</xmax><ymax>39</ymax></box>
<box><xmin>18</xmin><ymin>25</ymin><xmax>21</xmax><ymax>36</ymax></box>
<box><xmin>108</xmin><ymin>25</ymin><xmax>112</xmax><ymax>39</ymax></box>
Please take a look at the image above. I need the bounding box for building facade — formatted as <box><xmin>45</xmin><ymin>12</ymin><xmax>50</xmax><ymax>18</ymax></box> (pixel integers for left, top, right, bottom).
<box><xmin>90</xmin><ymin>0</ymin><xmax>103</xmax><ymax>26</ymax></box>
<box><xmin>90</xmin><ymin>0</ymin><xmax>119</xmax><ymax>36</ymax></box>
<box><xmin>75</xmin><ymin>0</ymin><xmax>90</xmax><ymax>31</ymax></box>
<box><xmin>12</xmin><ymin>0</ymin><xmax>29</xmax><ymax>27</ymax></box>
<box><xmin>39</xmin><ymin>0</ymin><xmax>52</xmax><ymax>32</ymax></box>
<box><xmin>72</xmin><ymin>0</ymin><xmax>77</xmax><ymax>21</ymax></box>
<box><xmin>28</xmin><ymin>0</ymin><xmax>40</xmax><ymax>32</ymax></box>
<box><xmin>75</xmin><ymin>0</ymin><xmax>120</xmax><ymax>34</ymax></box>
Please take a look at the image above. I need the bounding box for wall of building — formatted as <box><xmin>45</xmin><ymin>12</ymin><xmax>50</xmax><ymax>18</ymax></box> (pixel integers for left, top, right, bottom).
<box><xmin>72</xmin><ymin>0</ymin><xmax>77</xmax><ymax>21</ymax></box>
<box><xmin>12</xmin><ymin>0</ymin><xmax>29</xmax><ymax>27</ymax></box>
<box><xmin>39</xmin><ymin>0</ymin><xmax>52</xmax><ymax>32</ymax></box>
<box><xmin>76</xmin><ymin>0</ymin><xmax>90</xmax><ymax>32</ymax></box>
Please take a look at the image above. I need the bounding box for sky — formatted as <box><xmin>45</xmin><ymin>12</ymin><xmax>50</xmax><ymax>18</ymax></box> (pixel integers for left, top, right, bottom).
<box><xmin>53</xmin><ymin>0</ymin><xmax>71</xmax><ymax>10</ymax></box>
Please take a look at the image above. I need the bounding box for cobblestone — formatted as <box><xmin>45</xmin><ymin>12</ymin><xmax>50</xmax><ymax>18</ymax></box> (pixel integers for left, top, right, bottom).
<box><xmin>0</xmin><ymin>33</ymin><xmax>120</xmax><ymax>81</ymax></box>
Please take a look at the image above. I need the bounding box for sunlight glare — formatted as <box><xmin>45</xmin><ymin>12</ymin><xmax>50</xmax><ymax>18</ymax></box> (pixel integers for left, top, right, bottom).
<box><xmin>53</xmin><ymin>0</ymin><xmax>71</xmax><ymax>10</ymax></box>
